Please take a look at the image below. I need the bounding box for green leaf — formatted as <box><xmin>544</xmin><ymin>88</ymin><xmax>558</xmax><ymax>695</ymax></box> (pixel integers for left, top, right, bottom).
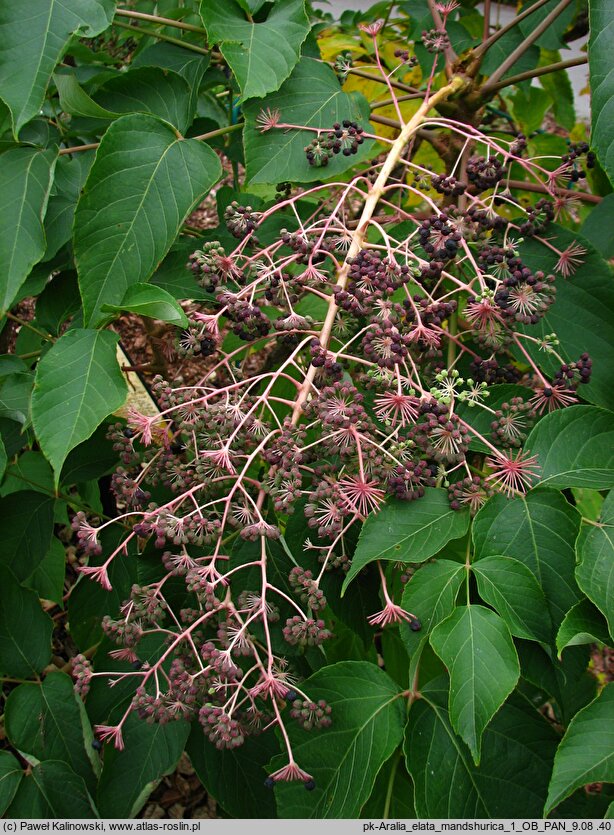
<box><xmin>54</xmin><ymin>72</ymin><xmax>118</xmax><ymax>120</ymax></box>
<box><xmin>575</xmin><ymin>489</ymin><xmax>614</xmax><ymax>638</ymax></box>
<box><xmin>200</xmin><ymin>0</ymin><xmax>309</xmax><ymax>99</ymax></box>
<box><xmin>405</xmin><ymin>678</ymin><xmax>559</xmax><ymax>817</ymax></box>
<box><xmin>5</xmin><ymin>673</ymin><xmax>98</xmax><ymax>791</ymax></box>
<box><xmin>0</xmin><ymin>566</ymin><xmax>53</xmax><ymax>678</ymax></box>
<box><xmin>507</xmin><ymin>85</ymin><xmax>551</xmax><ymax>135</ymax></box>
<box><xmin>27</xmin><ymin>536</ymin><xmax>66</xmax><ymax>606</ymax></box>
<box><xmin>0</xmin><ymin>435</ymin><xmax>5</xmax><ymax>480</ymax></box>
<box><xmin>35</xmin><ymin>272</ymin><xmax>81</xmax><ymax>334</ymax></box>
<box><xmin>0</xmin><ymin>147</ymin><xmax>56</xmax><ymax>313</ymax></box>
<box><xmin>399</xmin><ymin>559</ymin><xmax>465</xmax><ymax>656</ymax></box>
<box><xmin>272</xmin><ymin>661</ymin><xmax>405</xmax><ymax>818</ymax></box>
<box><xmin>95</xmin><ymin>67</ymin><xmax>194</xmax><ymax>133</ymax></box>
<box><xmin>31</xmin><ymin>329</ymin><xmax>127</xmax><ymax>484</ymax></box>
<box><xmin>430</xmin><ymin>605</ymin><xmax>520</xmax><ymax>764</ymax></box>
<box><xmin>572</xmin><ymin>487</ymin><xmax>605</xmax><ymax>522</ymax></box>
<box><xmin>132</xmin><ymin>42</ymin><xmax>210</xmax><ymax>126</ymax></box>
<box><xmin>342</xmin><ymin>488</ymin><xmax>470</xmax><ymax>593</ymax></box>
<box><xmin>556</xmin><ymin>599</ymin><xmax>612</xmax><ymax>657</ymax></box>
<box><xmin>525</xmin><ymin>406</ymin><xmax>614</xmax><ymax>489</ymax></box>
<box><xmin>187</xmin><ymin>725</ymin><xmax>279</xmax><ymax>818</ymax></box>
<box><xmin>243</xmin><ymin>57</ymin><xmax>373</xmax><ymax>184</ymax></box>
<box><xmin>518</xmin><ymin>227</ymin><xmax>614</xmax><ymax>410</ymax></box>
<box><xmin>480</xmin><ymin>26</ymin><xmax>539</xmax><ymax>81</ymax></box>
<box><xmin>518</xmin><ymin>641</ymin><xmax>597</xmax><ymax>726</ymax></box>
<box><xmin>472</xmin><ymin>555</ymin><xmax>552</xmax><ymax>643</ymax></box>
<box><xmin>60</xmin><ymin>423</ymin><xmax>117</xmax><ymax>485</ymax></box>
<box><xmin>97</xmin><ymin>716</ymin><xmax>190</xmax><ymax>817</ymax></box>
<box><xmin>589</xmin><ymin>0</ymin><xmax>614</xmax><ymax>183</ymax></box>
<box><xmin>519</xmin><ymin>0</ymin><xmax>576</xmax><ymax>50</ymax></box>
<box><xmin>538</xmin><ymin>49</ymin><xmax>576</xmax><ymax>130</ymax></box>
<box><xmin>0</xmin><ymin>451</ymin><xmax>54</xmax><ymax>497</ymax></box>
<box><xmin>0</xmin><ymin>490</ymin><xmax>55</xmax><ymax>580</ymax></box>
<box><xmin>101</xmin><ymin>283</ymin><xmax>189</xmax><ymax>326</ymax></box>
<box><xmin>0</xmin><ymin>0</ymin><xmax>116</xmax><ymax>137</ymax></box>
<box><xmin>581</xmin><ymin>193</ymin><xmax>614</xmax><ymax>259</ymax></box>
<box><xmin>360</xmin><ymin>753</ymin><xmax>415</xmax><ymax>818</ymax></box>
<box><xmin>545</xmin><ymin>683</ymin><xmax>614</xmax><ymax>813</ymax></box>
<box><xmin>473</xmin><ymin>488</ymin><xmax>581</xmax><ymax>629</ymax></box>
<box><xmin>6</xmin><ymin>761</ymin><xmax>98</xmax><ymax>819</ymax></box>
<box><xmin>0</xmin><ymin>371</ymin><xmax>33</xmax><ymax>427</ymax></box>
<box><xmin>0</xmin><ymin>751</ymin><xmax>22</xmax><ymax>816</ymax></box>
<box><xmin>74</xmin><ymin>113</ymin><xmax>221</xmax><ymax>326</ymax></box>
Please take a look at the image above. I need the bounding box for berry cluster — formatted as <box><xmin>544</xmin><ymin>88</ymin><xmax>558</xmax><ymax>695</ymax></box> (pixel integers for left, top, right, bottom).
<box><xmin>305</xmin><ymin>121</ymin><xmax>365</xmax><ymax>166</ymax></box>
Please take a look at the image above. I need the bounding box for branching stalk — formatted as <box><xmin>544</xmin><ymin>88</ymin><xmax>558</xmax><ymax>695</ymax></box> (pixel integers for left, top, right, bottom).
<box><xmin>291</xmin><ymin>75</ymin><xmax>467</xmax><ymax>422</ymax></box>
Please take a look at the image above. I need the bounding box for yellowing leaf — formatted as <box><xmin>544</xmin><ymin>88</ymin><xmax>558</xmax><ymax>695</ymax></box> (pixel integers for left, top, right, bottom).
<box><xmin>317</xmin><ymin>33</ymin><xmax>367</xmax><ymax>62</ymax></box>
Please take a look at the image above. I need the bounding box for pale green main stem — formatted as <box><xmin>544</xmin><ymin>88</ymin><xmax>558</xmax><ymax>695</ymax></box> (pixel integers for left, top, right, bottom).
<box><xmin>291</xmin><ymin>74</ymin><xmax>467</xmax><ymax>423</ymax></box>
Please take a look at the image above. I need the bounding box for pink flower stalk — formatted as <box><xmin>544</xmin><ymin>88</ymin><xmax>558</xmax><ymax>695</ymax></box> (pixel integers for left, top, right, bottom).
<box><xmin>108</xmin><ymin>648</ymin><xmax>139</xmax><ymax>663</ymax></box>
<box><xmin>94</xmin><ymin>724</ymin><xmax>125</xmax><ymax>751</ymax></box>
<box><xmin>374</xmin><ymin>392</ymin><xmax>419</xmax><ymax>425</ymax></box>
<box><xmin>126</xmin><ymin>408</ymin><xmax>154</xmax><ymax>446</ymax></box>
<box><xmin>191</xmin><ymin>312</ymin><xmax>221</xmax><ymax>336</ymax></box>
<box><xmin>358</xmin><ymin>19</ymin><xmax>385</xmax><ymax>37</ymax></box>
<box><xmin>530</xmin><ymin>385</ymin><xmax>578</xmax><ymax>414</ymax></box>
<box><xmin>339</xmin><ymin>475</ymin><xmax>386</xmax><ymax>516</ymax></box>
<box><xmin>249</xmin><ymin>671</ymin><xmax>290</xmax><ymax>701</ymax></box>
<box><xmin>256</xmin><ymin>107</ymin><xmax>281</xmax><ymax>132</ymax></box>
<box><xmin>200</xmin><ymin>447</ymin><xmax>236</xmax><ymax>474</ymax></box>
<box><xmin>407</xmin><ymin>323</ymin><xmax>441</xmax><ymax>348</ymax></box>
<box><xmin>267</xmin><ymin>762</ymin><xmax>314</xmax><ymax>785</ymax></box>
<box><xmin>77</xmin><ymin>564</ymin><xmax>112</xmax><ymax>591</ymax></box>
<box><xmin>464</xmin><ymin>297</ymin><xmax>503</xmax><ymax>335</ymax></box>
<box><xmin>485</xmin><ymin>450</ymin><xmax>540</xmax><ymax>497</ymax></box>
<box><xmin>436</xmin><ymin>0</ymin><xmax>460</xmax><ymax>14</ymax></box>
<box><xmin>553</xmin><ymin>241</ymin><xmax>587</xmax><ymax>278</ymax></box>
<box><xmin>368</xmin><ymin>601</ymin><xmax>420</xmax><ymax>628</ymax></box>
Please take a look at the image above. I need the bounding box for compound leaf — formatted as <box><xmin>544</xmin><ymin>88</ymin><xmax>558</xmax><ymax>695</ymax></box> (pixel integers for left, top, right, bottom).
<box><xmin>545</xmin><ymin>683</ymin><xmax>614</xmax><ymax>813</ymax></box>
<box><xmin>430</xmin><ymin>605</ymin><xmax>520</xmax><ymax>764</ymax></box>
<box><xmin>74</xmin><ymin>113</ymin><xmax>221</xmax><ymax>326</ymax></box>
<box><xmin>473</xmin><ymin>489</ymin><xmax>581</xmax><ymax>630</ymax></box>
<box><xmin>272</xmin><ymin>661</ymin><xmax>405</xmax><ymax>818</ymax></box>
<box><xmin>32</xmin><ymin>328</ymin><xmax>127</xmax><ymax>484</ymax></box>
<box><xmin>342</xmin><ymin>489</ymin><xmax>470</xmax><ymax>592</ymax></box>
<box><xmin>0</xmin><ymin>0</ymin><xmax>116</xmax><ymax>136</ymax></box>
<box><xmin>0</xmin><ymin>147</ymin><xmax>56</xmax><ymax>313</ymax></box>
<box><xmin>525</xmin><ymin>406</ymin><xmax>614</xmax><ymax>490</ymax></box>
<box><xmin>200</xmin><ymin>0</ymin><xmax>309</xmax><ymax>99</ymax></box>
<box><xmin>575</xmin><ymin>489</ymin><xmax>614</xmax><ymax>638</ymax></box>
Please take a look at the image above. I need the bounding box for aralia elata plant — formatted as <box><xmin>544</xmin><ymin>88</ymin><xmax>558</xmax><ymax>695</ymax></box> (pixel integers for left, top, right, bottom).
<box><xmin>70</xmin><ymin>5</ymin><xmax>598</xmax><ymax>799</ymax></box>
<box><xmin>0</xmin><ymin>0</ymin><xmax>613</xmax><ymax>821</ymax></box>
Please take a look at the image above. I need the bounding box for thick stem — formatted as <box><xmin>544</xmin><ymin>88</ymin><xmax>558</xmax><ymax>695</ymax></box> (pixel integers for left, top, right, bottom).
<box><xmin>344</xmin><ymin>66</ymin><xmax>421</xmax><ymax>95</ymax></box>
<box><xmin>58</xmin><ymin>123</ymin><xmax>241</xmax><ymax>157</ymax></box>
<box><xmin>115</xmin><ymin>8</ymin><xmax>208</xmax><ymax>35</ymax></box>
<box><xmin>506</xmin><ymin>179</ymin><xmax>601</xmax><ymax>204</ymax></box>
<box><xmin>371</xmin><ymin>92</ymin><xmax>425</xmax><ymax>110</ymax></box>
<box><xmin>482</xmin><ymin>0</ymin><xmax>491</xmax><ymax>43</ymax></box>
<box><xmin>290</xmin><ymin>75</ymin><xmax>467</xmax><ymax>423</ymax></box>
<box><xmin>475</xmin><ymin>0</ymin><xmax>553</xmax><ymax>57</ymax></box>
<box><xmin>484</xmin><ymin>55</ymin><xmax>587</xmax><ymax>94</ymax></box>
<box><xmin>111</xmin><ymin>20</ymin><xmax>210</xmax><ymax>56</ymax></box>
<box><xmin>481</xmin><ymin>0</ymin><xmax>575</xmax><ymax>93</ymax></box>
